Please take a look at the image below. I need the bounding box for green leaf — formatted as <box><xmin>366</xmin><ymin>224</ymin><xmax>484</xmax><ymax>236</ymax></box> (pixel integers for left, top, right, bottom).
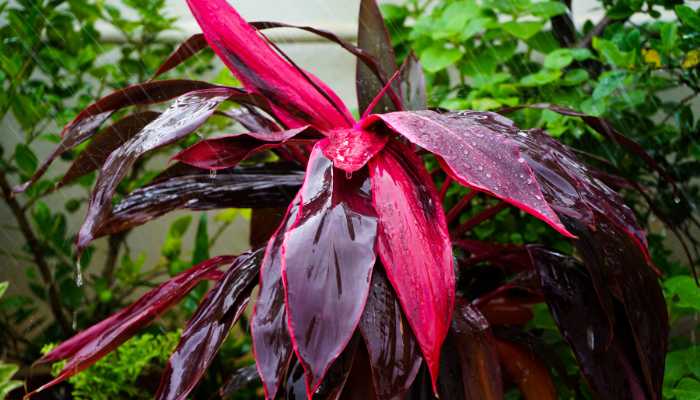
<box><xmin>433</xmin><ymin>0</ymin><xmax>480</xmax><ymax>39</ymax></box>
<box><xmin>14</xmin><ymin>144</ymin><xmax>38</xmax><ymax>175</ymax></box>
<box><xmin>570</xmin><ymin>48</ymin><xmax>593</xmax><ymax>61</ymax></box>
<box><xmin>192</xmin><ymin>213</ymin><xmax>209</xmax><ymax>265</ymax></box>
<box><xmin>672</xmin><ymin>378</ymin><xmax>700</xmax><ymax>400</ymax></box>
<box><xmin>665</xmin><ymin>275</ymin><xmax>700</xmax><ymax>310</ymax></box>
<box><xmin>592</xmin><ymin>37</ymin><xmax>633</xmax><ymax>67</ymax></box>
<box><xmin>168</xmin><ymin>216</ymin><xmax>192</xmax><ymax>238</ymax></box>
<box><xmin>502</xmin><ymin>21</ymin><xmax>544</xmax><ymax>40</ymax></box>
<box><xmin>520</xmin><ymin>69</ymin><xmax>561</xmax><ymax>86</ymax></box>
<box><xmin>379</xmin><ymin>4</ymin><xmax>408</xmax><ymax>21</ymax></box>
<box><xmin>529</xmin><ymin>2</ymin><xmax>568</xmax><ymax>18</ymax></box>
<box><xmin>0</xmin><ymin>281</ymin><xmax>7</xmax><ymax>298</ymax></box>
<box><xmin>660</xmin><ymin>23</ymin><xmax>678</xmax><ymax>52</ymax></box>
<box><xmin>544</xmin><ymin>49</ymin><xmax>574</xmax><ymax>69</ymax></box>
<box><xmin>593</xmin><ymin>71</ymin><xmax>626</xmax><ymax>100</ymax></box>
<box><xmin>676</xmin><ymin>5</ymin><xmax>700</xmax><ymax>32</ymax></box>
<box><xmin>420</xmin><ymin>44</ymin><xmax>463</xmax><ymax>73</ymax></box>
<box><xmin>562</xmin><ymin>69</ymin><xmax>589</xmax><ymax>85</ymax></box>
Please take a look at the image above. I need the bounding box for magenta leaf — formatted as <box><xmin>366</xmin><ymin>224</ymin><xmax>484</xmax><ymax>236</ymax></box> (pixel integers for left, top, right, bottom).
<box><xmin>173</xmin><ymin>126</ymin><xmax>318</xmax><ymax>170</ymax></box>
<box><xmin>32</xmin><ymin>255</ymin><xmax>235</xmax><ymax>396</ymax></box>
<box><xmin>152</xmin><ymin>34</ymin><xmax>208</xmax><ymax>79</ymax></box>
<box><xmin>281</xmin><ymin>142</ymin><xmax>377</xmax><ymax>396</ymax></box>
<box><xmin>356</xmin><ymin>0</ymin><xmax>400</xmax><ymax>115</ymax></box>
<box><xmin>186</xmin><ymin>0</ymin><xmax>353</xmax><ymax>130</ymax></box>
<box><xmin>156</xmin><ymin>249</ymin><xmax>263</xmax><ymax>400</ymax></box>
<box><xmin>368</xmin><ymin>142</ymin><xmax>454</xmax><ymax>389</ymax></box>
<box><xmin>217</xmin><ymin>106</ymin><xmax>281</xmax><ymax>133</ymax></box>
<box><xmin>359</xmin><ymin>268</ymin><xmax>422</xmax><ymax>400</ymax></box>
<box><xmin>528</xmin><ymin>247</ymin><xmax>654</xmax><ymax>400</ymax></box>
<box><xmin>251</xmin><ymin>194</ymin><xmax>301</xmax><ymax>400</ymax></box>
<box><xmin>59</xmin><ymin>111</ymin><xmax>161</xmax><ymax>187</ymax></box>
<box><xmin>363</xmin><ymin>111</ymin><xmax>574</xmax><ymax>238</ymax></box>
<box><xmin>76</xmin><ymin>88</ymin><xmax>235</xmax><ymax>252</ymax></box>
<box><xmin>97</xmin><ymin>166</ymin><xmax>302</xmax><ymax>237</ymax></box>
<box><xmin>323</xmin><ymin>127</ymin><xmax>389</xmax><ymax>173</ymax></box>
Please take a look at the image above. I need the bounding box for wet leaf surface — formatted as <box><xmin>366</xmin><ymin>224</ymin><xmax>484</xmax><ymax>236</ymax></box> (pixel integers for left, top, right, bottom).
<box><xmin>494</xmin><ymin>339</ymin><xmax>557</xmax><ymax>400</ymax></box>
<box><xmin>359</xmin><ymin>268</ymin><xmax>422</xmax><ymax>400</ymax></box>
<box><xmin>156</xmin><ymin>249</ymin><xmax>263</xmax><ymax>400</ymax></box>
<box><xmin>369</xmin><ymin>142</ymin><xmax>454</xmax><ymax>389</ymax></box>
<box><xmin>282</xmin><ymin>142</ymin><xmax>377</xmax><ymax>396</ymax></box>
<box><xmin>33</xmin><ymin>255</ymin><xmax>235</xmax><ymax>396</ymax></box>
<box><xmin>364</xmin><ymin>111</ymin><xmax>573</xmax><ymax>238</ymax></box>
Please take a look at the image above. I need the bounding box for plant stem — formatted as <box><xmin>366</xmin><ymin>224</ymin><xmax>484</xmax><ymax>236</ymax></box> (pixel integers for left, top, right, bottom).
<box><xmin>451</xmin><ymin>201</ymin><xmax>508</xmax><ymax>238</ymax></box>
<box><xmin>446</xmin><ymin>190</ymin><xmax>478</xmax><ymax>224</ymax></box>
<box><xmin>0</xmin><ymin>170</ymin><xmax>70</xmax><ymax>334</ymax></box>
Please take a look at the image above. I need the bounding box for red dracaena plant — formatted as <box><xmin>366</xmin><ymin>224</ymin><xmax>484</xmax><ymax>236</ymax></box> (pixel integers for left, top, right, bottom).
<box><xmin>18</xmin><ymin>0</ymin><xmax>669</xmax><ymax>399</ymax></box>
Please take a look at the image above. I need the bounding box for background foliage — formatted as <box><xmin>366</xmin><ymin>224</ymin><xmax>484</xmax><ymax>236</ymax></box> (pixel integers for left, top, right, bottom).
<box><xmin>382</xmin><ymin>0</ymin><xmax>699</xmax><ymax>398</ymax></box>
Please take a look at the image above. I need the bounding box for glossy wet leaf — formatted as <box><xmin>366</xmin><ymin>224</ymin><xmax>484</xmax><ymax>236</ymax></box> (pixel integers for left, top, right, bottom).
<box><xmin>32</xmin><ymin>255</ymin><xmax>235</xmax><ymax>396</ymax></box>
<box><xmin>76</xmin><ymin>88</ymin><xmax>235</xmax><ymax>252</ymax></box>
<box><xmin>219</xmin><ymin>365</ymin><xmax>260</xmax><ymax>398</ymax></box>
<box><xmin>59</xmin><ymin>111</ymin><xmax>161</xmax><ymax>187</ymax></box>
<box><xmin>494</xmin><ymin>339</ymin><xmax>557</xmax><ymax>400</ymax></box>
<box><xmin>400</xmin><ymin>53</ymin><xmax>427</xmax><ymax>111</ymax></box>
<box><xmin>156</xmin><ymin>249</ymin><xmax>263</xmax><ymax>400</ymax></box>
<box><xmin>323</xmin><ymin>127</ymin><xmax>389</xmax><ymax>173</ymax></box>
<box><xmin>528</xmin><ymin>246</ymin><xmax>651</xmax><ymax>400</ymax></box>
<box><xmin>357</xmin><ymin>0</ymin><xmax>400</xmax><ymax>114</ymax></box>
<box><xmin>282</xmin><ymin>142</ymin><xmax>377</xmax><ymax>395</ymax></box>
<box><xmin>251</xmin><ymin>194</ymin><xmax>301</xmax><ymax>400</ymax></box>
<box><xmin>173</xmin><ymin>126</ymin><xmax>317</xmax><ymax>170</ymax></box>
<box><xmin>449</xmin><ymin>303</ymin><xmax>503</xmax><ymax>400</ymax></box>
<box><xmin>364</xmin><ymin>111</ymin><xmax>574</xmax><ymax>238</ymax></box>
<box><xmin>369</xmin><ymin>142</ymin><xmax>454</xmax><ymax>389</ymax></box>
<box><xmin>186</xmin><ymin>0</ymin><xmax>353</xmax><ymax>130</ymax></box>
<box><xmin>359</xmin><ymin>268</ymin><xmax>422</xmax><ymax>400</ymax></box>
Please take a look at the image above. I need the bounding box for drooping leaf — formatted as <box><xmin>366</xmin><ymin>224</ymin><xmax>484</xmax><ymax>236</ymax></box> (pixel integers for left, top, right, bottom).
<box><xmin>32</xmin><ymin>255</ymin><xmax>235</xmax><ymax>396</ymax></box>
<box><xmin>449</xmin><ymin>303</ymin><xmax>503</xmax><ymax>400</ymax></box>
<box><xmin>156</xmin><ymin>249</ymin><xmax>263</xmax><ymax>400</ymax></box>
<box><xmin>98</xmin><ymin>166</ymin><xmax>302</xmax><ymax>237</ymax></box>
<box><xmin>359</xmin><ymin>268</ymin><xmax>422</xmax><ymax>400</ymax></box>
<box><xmin>339</xmin><ymin>344</ymin><xmax>378</xmax><ymax>400</ymax></box>
<box><xmin>494</xmin><ymin>339</ymin><xmax>557</xmax><ymax>400</ymax></box>
<box><xmin>369</xmin><ymin>142</ymin><xmax>454</xmax><ymax>389</ymax></box>
<box><xmin>251</xmin><ymin>194</ymin><xmax>302</xmax><ymax>400</ymax></box>
<box><xmin>186</xmin><ymin>0</ymin><xmax>353</xmax><ymax>130</ymax></box>
<box><xmin>152</xmin><ymin>34</ymin><xmax>208</xmax><ymax>79</ymax></box>
<box><xmin>173</xmin><ymin>126</ymin><xmax>318</xmax><ymax>170</ymax></box>
<box><xmin>363</xmin><ymin>111</ymin><xmax>574</xmax><ymax>238</ymax></box>
<box><xmin>218</xmin><ymin>105</ymin><xmax>281</xmax><ymax>133</ymax></box>
<box><xmin>59</xmin><ymin>111</ymin><xmax>161</xmax><ymax>187</ymax></box>
<box><xmin>528</xmin><ymin>246</ymin><xmax>651</xmax><ymax>400</ymax></box>
<box><xmin>219</xmin><ymin>365</ymin><xmax>260</xmax><ymax>399</ymax></box>
<box><xmin>357</xmin><ymin>0</ymin><xmax>400</xmax><ymax>114</ymax></box>
<box><xmin>281</xmin><ymin>142</ymin><xmax>377</xmax><ymax>395</ymax></box>
<box><xmin>76</xmin><ymin>88</ymin><xmax>235</xmax><ymax>252</ymax></box>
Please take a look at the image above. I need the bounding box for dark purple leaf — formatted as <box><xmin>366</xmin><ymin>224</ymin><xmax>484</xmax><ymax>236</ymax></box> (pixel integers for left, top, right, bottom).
<box><xmin>219</xmin><ymin>365</ymin><xmax>260</xmax><ymax>399</ymax></box>
<box><xmin>31</xmin><ymin>255</ymin><xmax>235</xmax><ymax>396</ymax></box>
<box><xmin>97</xmin><ymin>166</ymin><xmax>302</xmax><ymax>237</ymax></box>
<box><xmin>368</xmin><ymin>142</ymin><xmax>454</xmax><ymax>389</ymax></box>
<box><xmin>152</xmin><ymin>34</ymin><xmax>208</xmax><ymax>79</ymax></box>
<box><xmin>454</xmin><ymin>239</ymin><xmax>532</xmax><ymax>272</ymax></box>
<box><xmin>528</xmin><ymin>246</ymin><xmax>651</xmax><ymax>399</ymax></box>
<box><xmin>251</xmin><ymin>194</ymin><xmax>302</xmax><ymax>400</ymax></box>
<box><xmin>156</xmin><ymin>249</ymin><xmax>263</xmax><ymax>400</ymax></box>
<box><xmin>173</xmin><ymin>126</ymin><xmax>317</xmax><ymax>170</ymax></box>
<box><xmin>364</xmin><ymin>111</ymin><xmax>575</xmax><ymax>238</ymax></box>
<box><xmin>493</xmin><ymin>339</ymin><xmax>557</xmax><ymax>400</ymax></box>
<box><xmin>448</xmin><ymin>302</ymin><xmax>504</xmax><ymax>400</ymax></box>
<box><xmin>339</xmin><ymin>344</ymin><xmax>377</xmax><ymax>400</ymax></box>
<box><xmin>285</xmin><ymin>339</ymin><xmax>358</xmax><ymax>400</ymax></box>
<box><xmin>356</xmin><ymin>0</ymin><xmax>400</xmax><ymax>114</ymax></box>
<box><xmin>59</xmin><ymin>111</ymin><xmax>161</xmax><ymax>187</ymax></box>
<box><xmin>76</xmin><ymin>88</ymin><xmax>235</xmax><ymax>252</ymax></box>
<box><xmin>359</xmin><ymin>268</ymin><xmax>422</xmax><ymax>400</ymax></box>
<box><xmin>400</xmin><ymin>53</ymin><xmax>427</xmax><ymax>111</ymax></box>
<box><xmin>217</xmin><ymin>106</ymin><xmax>281</xmax><ymax>133</ymax></box>
<box><xmin>250</xmin><ymin>207</ymin><xmax>287</xmax><ymax>248</ymax></box>
<box><xmin>281</xmin><ymin>142</ymin><xmax>377</xmax><ymax>396</ymax></box>
<box><xmin>186</xmin><ymin>0</ymin><xmax>353</xmax><ymax>130</ymax></box>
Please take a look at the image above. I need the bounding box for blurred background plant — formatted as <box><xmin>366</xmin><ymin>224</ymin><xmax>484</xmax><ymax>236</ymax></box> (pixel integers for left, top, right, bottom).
<box><xmin>0</xmin><ymin>0</ymin><xmax>257</xmax><ymax>398</ymax></box>
<box><xmin>383</xmin><ymin>0</ymin><xmax>699</xmax><ymax>397</ymax></box>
